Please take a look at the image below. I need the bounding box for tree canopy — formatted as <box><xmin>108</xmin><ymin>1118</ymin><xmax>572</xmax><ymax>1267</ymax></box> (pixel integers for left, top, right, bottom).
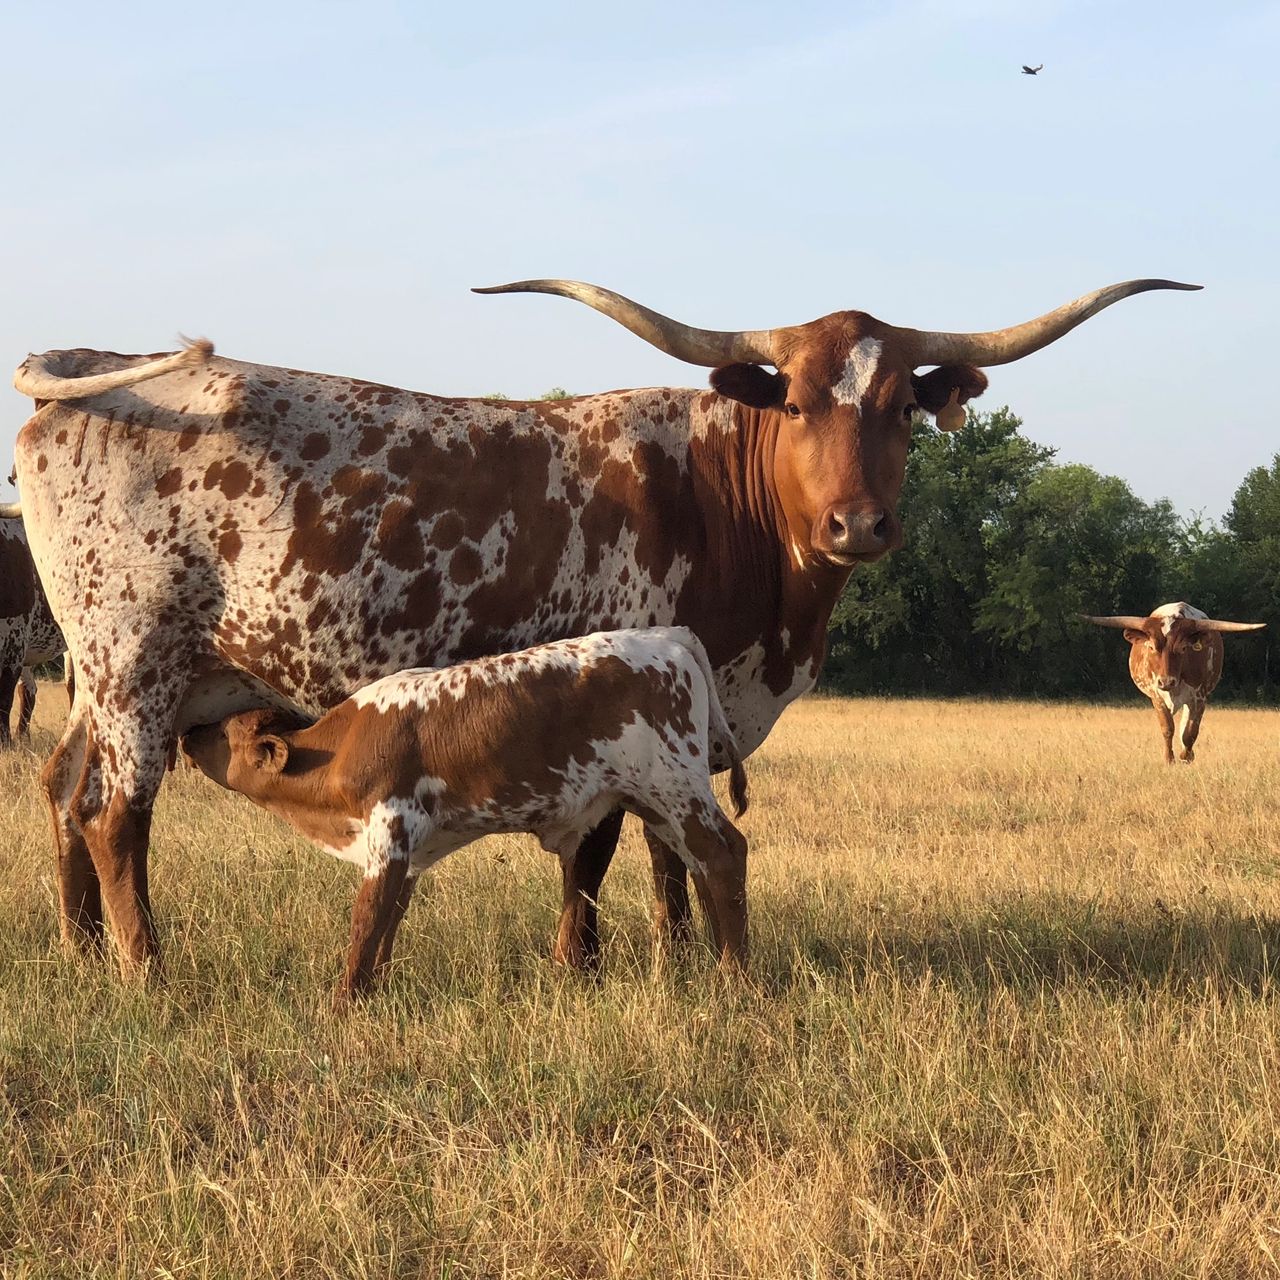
<box><xmin>825</xmin><ymin>410</ymin><xmax>1278</xmax><ymax>702</ymax></box>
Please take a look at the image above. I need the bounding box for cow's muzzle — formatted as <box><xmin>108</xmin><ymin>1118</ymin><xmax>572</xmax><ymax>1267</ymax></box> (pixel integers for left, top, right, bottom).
<box><xmin>815</xmin><ymin>504</ymin><xmax>902</xmax><ymax>565</ymax></box>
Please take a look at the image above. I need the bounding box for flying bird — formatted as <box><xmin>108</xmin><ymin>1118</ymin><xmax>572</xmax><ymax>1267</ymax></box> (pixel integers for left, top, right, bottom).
<box><xmin>1022</xmin><ymin>63</ymin><xmax>1043</xmax><ymax>75</ymax></box>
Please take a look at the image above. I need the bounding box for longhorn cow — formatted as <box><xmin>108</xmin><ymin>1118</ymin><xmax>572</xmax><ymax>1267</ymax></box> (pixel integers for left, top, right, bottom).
<box><xmin>0</xmin><ymin>516</ymin><xmax>70</xmax><ymax>745</ymax></box>
<box><xmin>1084</xmin><ymin>602</ymin><xmax>1265</xmax><ymax>762</ymax></box>
<box><xmin>7</xmin><ymin>277</ymin><xmax>1199</xmax><ymax>973</ymax></box>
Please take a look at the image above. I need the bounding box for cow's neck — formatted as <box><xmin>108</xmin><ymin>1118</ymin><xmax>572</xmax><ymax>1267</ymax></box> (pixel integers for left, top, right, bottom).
<box><xmin>683</xmin><ymin>394</ymin><xmax>854</xmax><ymax>685</ymax></box>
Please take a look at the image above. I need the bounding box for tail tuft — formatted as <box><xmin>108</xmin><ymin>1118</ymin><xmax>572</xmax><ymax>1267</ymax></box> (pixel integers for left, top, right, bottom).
<box><xmin>178</xmin><ymin>335</ymin><xmax>215</xmax><ymax>363</ymax></box>
<box><xmin>729</xmin><ymin>756</ymin><xmax>749</xmax><ymax>817</ymax></box>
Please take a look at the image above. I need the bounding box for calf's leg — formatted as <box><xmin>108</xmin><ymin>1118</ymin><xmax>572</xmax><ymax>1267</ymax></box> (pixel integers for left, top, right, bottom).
<box><xmin>651</xmin><ymin>809</ymin><xmax>748</xmax><ymax>974</ymax></box>
<box><xmin>554</xmin><ymin>808</ymin><xmax>624</xmax><ymax>969</ymax></box>
<box><xmin>372</xmin><ymin>870</ymin><xmax>420</xmax><ymax>980</ymax></box>
<box><xmin>338</xmin><ymin>856</ymin><xmax>410</xmax><ymax>1008</ymax></box>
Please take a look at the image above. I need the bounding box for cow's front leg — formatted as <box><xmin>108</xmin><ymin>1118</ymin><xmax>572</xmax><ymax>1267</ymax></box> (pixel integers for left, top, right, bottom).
<box><xmin>1179</xmin><ymin>699</ymin><xmax>1206</xmax><ymax>762</ymax></box>
<box><xmin>0</xmin><ymin>660</ymin><xmax>17</xmax><ymax>748</ymax></box>
<box><xmin>338</xmin><ymin>855</ymin><xmax>410</xmax><ymax>1010</ymax></box>
<box><xmin>554</xmin><ymin>808</ymin><xmax>624</xmax><ymax>969</ymax></box>
<box><xmin>1150</xmin><ymin>696</ymin><xmax>1175</xmax><ymax>764</ymax></box>
<box><xmin>17</xmin><ymin>669</ymin><xmax>36</xmax><ymax>738</ymax></box>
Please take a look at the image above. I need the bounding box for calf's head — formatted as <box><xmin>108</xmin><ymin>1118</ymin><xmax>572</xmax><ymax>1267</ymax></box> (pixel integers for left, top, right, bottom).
<box><xmin>476</xmin><ymin>278</ymin><xmax>1200</xmax><ymax>567</ymax></box>
<box><xmin>181</xmin><ymin>708</ymin><xmax>305</xmax><ymax>797</ymax></box>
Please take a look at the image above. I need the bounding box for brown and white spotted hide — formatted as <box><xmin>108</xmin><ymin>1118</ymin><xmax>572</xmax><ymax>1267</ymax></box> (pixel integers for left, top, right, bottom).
<box><xmin>12</xmin><ymin>276</ymin><xmax>1198</xmax><ymax>971</ymax></box>
<box><xmin>180</xmin><ymin>628</ymin><xmax>750</xmax><ymax>1004</ymax></box>
<box><xmin>1123</xmin><ymin>603</ymin><xmax>1229</xmax><ymax>763</ymax></box>
<box><xmin>0</xmin><ymin>517</ymin><xmax>68</xmax><ymax>745</ymax></box>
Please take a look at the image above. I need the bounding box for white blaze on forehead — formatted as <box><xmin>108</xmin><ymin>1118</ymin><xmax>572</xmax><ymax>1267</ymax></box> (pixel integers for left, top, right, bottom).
<box><xmin>1151</xmin><ymin>601</ymin><xmax>1207</xmax><ymax>636</ymax></box>
<box><xmin>831</xmin><ymin>337</ymin><xmax>884</xmax><ymax>408</ymax></box>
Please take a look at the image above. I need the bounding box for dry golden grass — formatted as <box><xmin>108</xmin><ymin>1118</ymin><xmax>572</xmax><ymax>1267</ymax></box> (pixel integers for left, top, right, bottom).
<box><xmin>2</xmin><ymin>689</ymin><xmax>1280</xmax><ymax>1278</ymax></box>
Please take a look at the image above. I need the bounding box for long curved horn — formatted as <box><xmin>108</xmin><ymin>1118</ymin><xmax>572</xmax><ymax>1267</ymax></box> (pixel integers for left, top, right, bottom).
<box><xmin>1195</xmin><ymin>619</ymin><xmax>1267</xmax><ymax>633</ymax></box>
<box><xmin>1081</xmin><ymin>614</ymin><xmax>1150</xmax><ymax>630</ymax></box>
<box><xmin>0</xmin><ymin>503</ymin><xmax>21</xmax><ymax>519</ymax></box>
<box><xmin>14</xmin><ymin>337</ymin><xmax>213</xmax><ymax>402</ymax></box>
<box><xmin>902</xmin><ymin>280</ymin><xmax>1202</xmax><ymax>368</ymax></box>
<box><xmin>473</xmin><ymin>280</ymin><xmax>777</xmax><ymax>367</ymax></box>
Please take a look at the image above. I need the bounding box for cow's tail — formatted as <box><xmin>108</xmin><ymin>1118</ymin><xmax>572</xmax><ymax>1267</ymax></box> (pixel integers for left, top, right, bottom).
<box><xmin>674</xmin><ymin>629</ymin><xmax>749</xmax><ymax>817</ymax></box>
<box><xmin>13</xmin><ymin>336</ymin><xmax>214</xmax><ymax>402</ymax></box>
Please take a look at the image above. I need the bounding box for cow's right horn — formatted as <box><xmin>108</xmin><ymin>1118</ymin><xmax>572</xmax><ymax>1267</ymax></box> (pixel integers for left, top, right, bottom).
<box><xmin>1081</xmin><ymin>614</ymin><xmax>1150</xmax><ymax>629</ymax></box>
<box><xmin>0</xmin><ymin>503</ymin><xmax>21</xmax><ymax>518</ymax></box>
<box><xmin>473</xmin><ymin>280</ymin><xmax>778</xmax><ymax>367</ymax></box>
<box><xmin>1195</xmin><ymin>619</ymin><xmax>1267</xmax><ymax>632</ymax></box>
<box><xmin>904</xmin><ymin>280</ymin><xmax>1202</xmax><ymax>368</ymax></box>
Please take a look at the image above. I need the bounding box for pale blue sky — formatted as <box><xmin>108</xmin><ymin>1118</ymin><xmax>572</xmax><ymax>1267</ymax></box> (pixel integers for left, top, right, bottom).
<box><xmin>1</xmin><ymin>0</ymin><xmax>1274</xmax><ymax>518</ymax></box>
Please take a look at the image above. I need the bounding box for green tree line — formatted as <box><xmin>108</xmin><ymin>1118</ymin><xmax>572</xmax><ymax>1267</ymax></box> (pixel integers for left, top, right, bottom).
<box><xmin>824</xmin><ymin>408</ymin><xmax>1280</xmax><ymax>702</ymax></box>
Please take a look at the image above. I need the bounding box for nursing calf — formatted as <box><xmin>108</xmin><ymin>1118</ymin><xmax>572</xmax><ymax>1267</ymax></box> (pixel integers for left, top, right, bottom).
<box><xmin>181</xmin><ymin>628</ymin><xmax>749</xmax><ymax>1005</ymax></box>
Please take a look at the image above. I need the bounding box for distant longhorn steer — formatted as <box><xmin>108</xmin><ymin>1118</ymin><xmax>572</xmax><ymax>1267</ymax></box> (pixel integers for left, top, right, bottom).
<box><xmin>180</xmin><ymin>628</ymin><xmax>750</xmax><ymax>1006</ymax></box>
<box><xmin>1084</xmin><ymin>602</ymin><xmax>1265</xmax><ymax>762</ymax></box>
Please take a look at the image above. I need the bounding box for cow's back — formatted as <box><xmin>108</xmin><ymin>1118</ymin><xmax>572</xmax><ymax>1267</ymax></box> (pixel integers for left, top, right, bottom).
<box><xmin>16</xmin><ymin>354</ymin><xmax>823</xmax><ymax>756</ymax></box>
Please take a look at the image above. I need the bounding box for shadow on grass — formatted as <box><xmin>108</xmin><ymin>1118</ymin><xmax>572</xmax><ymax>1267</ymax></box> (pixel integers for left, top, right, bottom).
<box><xmin>769</xmin><ymin>890</ymin><xmax>1280</xmax><ymax>999</ymax></box>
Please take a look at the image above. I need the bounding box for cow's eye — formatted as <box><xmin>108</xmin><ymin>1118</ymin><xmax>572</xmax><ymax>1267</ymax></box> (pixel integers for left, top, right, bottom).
<box><xmin>902</xmin><ymin>403</ymin><xmax>918</xmax><ymax>422</ymax></box>
<box><xmin>785</xmin><ymin>402</ymin><xmax>802</xmax><ymax>418</ymax></box>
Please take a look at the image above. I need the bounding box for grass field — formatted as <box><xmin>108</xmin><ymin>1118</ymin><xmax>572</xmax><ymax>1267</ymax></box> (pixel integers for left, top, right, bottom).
<box><xmin>2</xmin><ymin>690</ymin><xmax>1280</xmax><ymax>1278</ymax></box>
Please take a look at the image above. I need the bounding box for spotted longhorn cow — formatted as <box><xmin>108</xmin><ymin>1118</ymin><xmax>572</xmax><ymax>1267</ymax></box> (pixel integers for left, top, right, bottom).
<box><xmin>7</xmin><ymin>276</ymin><xmax>1199</xmax><ymax>974</ymax></box>
<box><xmin>0</xmin><ymin>515</ymin><xmax>70</xmax><ymax>745</ymax></box>
<box><xmin>1084</xmin><ymin>602</ymin><xmax>1265</xmax><ymax>762</ymax></box>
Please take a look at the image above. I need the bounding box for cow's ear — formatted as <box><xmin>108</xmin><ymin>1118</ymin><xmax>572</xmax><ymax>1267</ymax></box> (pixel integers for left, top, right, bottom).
<box><xmin>250</xmin><ymin>734</ymin><xmax>290</xmax><ymax>775</ymax></box>
<box><xmin>1123</xmin><ymin>628</ymin><xmax>1148</xmax><ymax>645</ymax></box>
<box><xmin>911</xmin><ymin>365</ymin><xmax>989</xmax><ymax>431</ymax></box>
<box><xmin>711</xmin><ymin>363</ymin><xmax>786</xmax><ymax>410</ymax></box>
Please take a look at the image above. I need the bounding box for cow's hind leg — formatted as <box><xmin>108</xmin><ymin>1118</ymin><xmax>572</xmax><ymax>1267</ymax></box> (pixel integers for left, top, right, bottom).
<box><xmin>17</xmin><ymin>669</ymin><xmax>36</xmax><ymax>738</ymax></box>
<box><xmin>554</xmin><ymin>808</ymin><xmax>625</xmax><ymax>969</ymax></box>
<box><xmin>41</xmin><ymin>702</ymin><xmax>103</xmax><ymax>952</ymax></box>
<box><xmin>73</xmin><ymin>664</ymin><xmax>190</xmax><ymax>975</ymax></box>
<box><xmin>338</xmin><ymin>856</ymin><xmax>411</xmax><ymax>1009</ymax></box>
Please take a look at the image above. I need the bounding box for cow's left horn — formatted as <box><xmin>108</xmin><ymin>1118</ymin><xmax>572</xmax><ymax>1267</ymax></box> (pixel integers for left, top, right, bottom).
<box><xmin>903</xmin><ymin>280</ymin><xmax>1202</xmax><ymax>368</ymax></box>
<box><xmin>1081</xmin><ymin>614</ymin><xmax>1150</xmax><ymax>630</ymax></box>
<box><xmin>1195</xmin><ymin>619</ymin><xmax>1267</xmax><ymax>633</ymax></box>
<box><xmin>473</xmin><ymin>279</ymin><xmax>778</xmax><ymax>367</ymax></box>
<box><xmin>0</xmin><ymin>503</ymin><xmax>21</xmax><ymax>518</ymax></box>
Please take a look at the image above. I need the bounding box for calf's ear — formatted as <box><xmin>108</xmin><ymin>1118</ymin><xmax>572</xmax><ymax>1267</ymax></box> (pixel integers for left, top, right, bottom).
<box><xmin>911</xmin><ymin>365</ymin><xmax>989</xmax><ymax>431</ymax></box>
<box><xmin>250</xmin><ymin>734</ymin><xmax>290</xmax><ymax>775</ymax></box>
<box><xmin>711</xmin><ymin>363</ymin><xmax>786</xmax><ymax>410</ymax></box>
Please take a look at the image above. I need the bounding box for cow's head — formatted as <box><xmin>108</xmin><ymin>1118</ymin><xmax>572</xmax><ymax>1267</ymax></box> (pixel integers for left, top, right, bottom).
<box><xmin>476</xmin><ymin>278</ymin><xmax>1200</xmax><ymax>567</ymax></box>
<box><xmin>1084</xmin><ymin>610</ymin><xmax>1265</xmax><ymax>689</ymax></box>
<box><xmin>181</xmin><ymin>707</ymin><xmax>304</xmax><ymax>797</ymax></box>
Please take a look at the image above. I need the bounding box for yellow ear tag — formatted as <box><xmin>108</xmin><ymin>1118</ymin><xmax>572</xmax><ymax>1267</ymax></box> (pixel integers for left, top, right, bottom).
<box><xmin>936</xmin><ymin>388</ymin><xmax>965</xmax><ymax>432</ymax></box>
<box><xmin>1192</xmin><ymin>640</ymin><xmax>1203</xmax><ymax>651</ymax></box>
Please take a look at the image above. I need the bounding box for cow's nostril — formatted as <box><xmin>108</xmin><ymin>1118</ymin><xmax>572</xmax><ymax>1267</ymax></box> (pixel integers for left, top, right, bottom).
<box><xmin>872</xmin><ymin>513</ymin><xmax>889</xmax><ymax>541</ymax></box>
